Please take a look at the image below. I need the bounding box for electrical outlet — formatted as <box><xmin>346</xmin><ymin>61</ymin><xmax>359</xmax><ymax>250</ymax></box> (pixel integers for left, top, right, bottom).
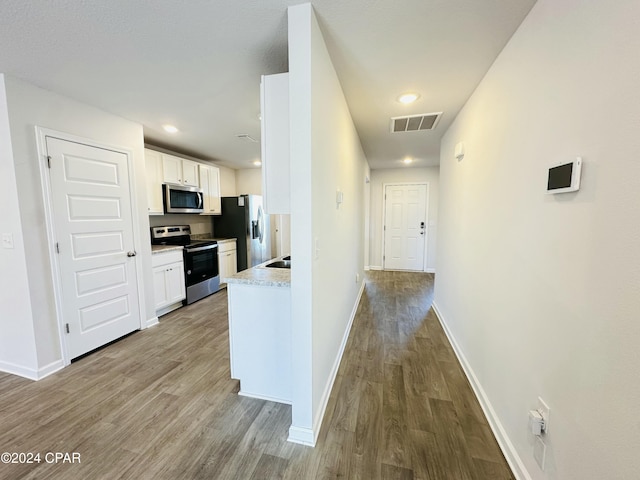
<box><xmin>538</xmin><ymin>397</ymin><xmax>550</xmax><ymax>433</ymax></box>
<box><xmin>534</xmin><ymin>436</ymin><xmax>546</xmax><ymax>470</ymax></box>
<box><xmin>2</xmin><ymin>233</ymin><xmax>14</xmax><ymax>249</ymax></box>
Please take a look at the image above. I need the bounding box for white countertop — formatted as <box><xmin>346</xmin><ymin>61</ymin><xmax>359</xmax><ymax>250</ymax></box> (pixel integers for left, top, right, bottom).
<box><xmin>151</xmin><ymin>245</ymin><xmax>184</xmax><ymax>254</ymax></box>
<box><xmin>224</xmin><ymin>256</ymin><xmax>291</xmax><ymax>287</ymax></box>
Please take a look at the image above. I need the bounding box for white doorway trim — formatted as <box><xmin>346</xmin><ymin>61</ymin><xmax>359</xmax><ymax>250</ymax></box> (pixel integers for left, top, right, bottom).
<box><xmin>381</xmin><ymin>182</ymin><xmax>430</xmax><ymax>272</ymax></box>
<box><xmin>35</xmin><ymin>127</ymin><xmax>147</xmax><ymax>366</ymax></box>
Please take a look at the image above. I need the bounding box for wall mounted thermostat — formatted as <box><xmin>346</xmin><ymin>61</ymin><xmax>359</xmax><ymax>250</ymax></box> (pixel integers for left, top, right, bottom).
<box><xmin>546</xmin><ymin>157</ymin><xmax>582</xmax><ymax>194</ymax></box>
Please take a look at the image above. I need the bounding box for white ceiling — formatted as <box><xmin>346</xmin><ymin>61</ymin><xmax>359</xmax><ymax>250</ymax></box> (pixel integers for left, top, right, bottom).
<box><xmin>0</xmin><ymin>0</ymin><xmax>536</xmax><ymax>170</ymax></box>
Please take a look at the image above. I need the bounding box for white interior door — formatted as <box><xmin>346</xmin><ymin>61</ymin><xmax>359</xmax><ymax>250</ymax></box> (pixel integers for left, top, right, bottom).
<box><xmin>46</xmin><ymin>137</ymin><xmax>140</xmax><ymax>360</ymax></box>
<box><xmin>383</xmin><ymin>184</ymin><xmax>427</xmax><ymax>271</ymax></box>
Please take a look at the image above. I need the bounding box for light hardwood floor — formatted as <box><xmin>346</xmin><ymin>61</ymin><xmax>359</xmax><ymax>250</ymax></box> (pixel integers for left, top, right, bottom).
<box><xmin>0</xmin><ymin>271</ymin><xmax>514</xmax><ymax>479</ymax></box>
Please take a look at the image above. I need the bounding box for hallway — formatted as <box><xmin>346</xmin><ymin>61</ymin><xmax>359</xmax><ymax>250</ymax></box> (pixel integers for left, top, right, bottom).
<box><xmin>0</xmin><ymin>272</ymin><xmax>513</xmax><ymax>479</ymax></box>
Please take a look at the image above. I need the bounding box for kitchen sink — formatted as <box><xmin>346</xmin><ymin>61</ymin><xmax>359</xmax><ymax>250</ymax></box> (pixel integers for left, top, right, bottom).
<box><xmin>265</xmin><ymin>260</ymin><xmax>291</xmax><ymax>269</ymax></box>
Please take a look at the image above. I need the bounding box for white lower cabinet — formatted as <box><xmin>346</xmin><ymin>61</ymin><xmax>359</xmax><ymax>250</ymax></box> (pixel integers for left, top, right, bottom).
<box><xmin>218</xmin><ymin>240</ymin><xmax>237</xmax><ymax>285</ymax></box>
<box><xmin>227</xmin><ymin>283</ymin><xmax>291</xmax><ymax>403</ymax></box>
<box><xmin>152</xmin><ymin>250</ymin><xmax>185</xmax><ymax>316</ymax></box>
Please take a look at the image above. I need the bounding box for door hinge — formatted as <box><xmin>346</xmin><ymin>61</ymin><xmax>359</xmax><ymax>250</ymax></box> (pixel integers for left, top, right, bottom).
<box><xmin>65</xmin><ymin>323</ymin><xmax>70</xmax><ymax>334</ymax></box>
<box><xmin>55</xmin><ymin>242</ymin><xmax>60</xmax><ymax>253</ymax></box>
<box><xmin>47</xmin><ymin>155</ymin><xmax>51</xmax><ymax>168</ymax></box>
<box><xmin>384</xmin><ymin>226</ymin><xmax>386</xmax><ymax>231</ymax></box>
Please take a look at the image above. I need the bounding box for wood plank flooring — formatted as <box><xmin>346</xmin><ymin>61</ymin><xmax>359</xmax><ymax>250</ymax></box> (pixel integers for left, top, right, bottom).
<box><xmin>0</xmin><ymin>271</ymin><xmax>514</xmax><ymax>479</ymax></box>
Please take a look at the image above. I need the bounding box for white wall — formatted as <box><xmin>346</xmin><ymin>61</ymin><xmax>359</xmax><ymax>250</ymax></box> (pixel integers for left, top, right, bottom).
<box><xmin>1</xmin><ymin>74</ymin><xmax>153</xmax><ymax>376</ymax></box>
<box><xmin>288</xmin><ymin>3</ymin><xmax>368</xmax><ymax>445</ymax></box>
<box><xmin>235</xmin><ymin>168</ymin><xmax>262</xmax><ymax>195</ymax></box>
<box><xmin>218</xmin><ymin>164</ymin><xmax>237</xmax><ymax>197</ymax></box>
<box><xmin>435</xmin><ymin>1</ymin><xmax>640</xmax><ymax>479</ymax></box>
<box><xmin>0</xmin><ymin>75</ymin><xmax>39</xmax><ymax>377</ymax></box>
<box><xmin>369</xmin><ymin>167</ymin><xmax>439</xmax><ymax>271</ymax></box>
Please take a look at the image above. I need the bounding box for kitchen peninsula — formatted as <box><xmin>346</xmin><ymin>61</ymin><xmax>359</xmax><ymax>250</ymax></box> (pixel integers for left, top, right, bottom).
<box><xmin>224</xmin><ymin>257</ymin><xmax>291</xmax><ymax>404</ymax></box>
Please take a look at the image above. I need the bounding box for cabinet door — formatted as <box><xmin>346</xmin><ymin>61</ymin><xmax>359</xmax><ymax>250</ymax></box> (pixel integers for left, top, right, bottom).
<box><xmin>209</xmin><ymin>166</ymin><xmax>221</xmax><ymax>214</ymax></box>
<box><xmin>166</xmin><ymin>262</ymin><xmax>186</xmax><ymax>304</ymax></box>
<box><xmin>228</xmin><ymin>250</ymin><xmax>238</xmax><ymax>276</ymax></box>
<box><xmin>218</xmin><ymin>250</ymin><xmax>228</xmax><ymax>284</ymax></box>
<box><xmin>153</xmin><ymin>265</ymin><xmax>170</xmax><ymax>309</ymax></box>
<box><xmin>153</xmin><ymin>261</ymin><xmax>185</xmax><ymax>310</ymax></box>
<box><xmin>162</xmin><ymin>154</ymin><xmax>183</xmax><ymax>185</ymax></box>
<box><xmin>261</xmin><ymin>73</ymin><xmax>290</xmax><ymax>214</ymax></box>
<box><xmin>144</xmin><ymin>149</ymin><xmax>164</xmax><ymax>214</ymax></box>
<box><xmin>218</xmin><ymin>250</ymin><xmax>237</xmax><ymax>284</ymax></box>
<box><xmin>182</xmin><ymin>160</ymin><xmax>200</xmax><ymax>187</ymax></box>
<box><xmin>199</xmin><ymin>164</ymin><xmax>222</xmax><ymax>215</ymax></box>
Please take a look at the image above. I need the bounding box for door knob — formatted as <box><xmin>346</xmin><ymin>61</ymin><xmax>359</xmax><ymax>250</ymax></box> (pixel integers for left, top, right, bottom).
<box><xmin>127</xmin><ymin>251</ymin><xmax>137</xmax><ymax>257</ymax></box>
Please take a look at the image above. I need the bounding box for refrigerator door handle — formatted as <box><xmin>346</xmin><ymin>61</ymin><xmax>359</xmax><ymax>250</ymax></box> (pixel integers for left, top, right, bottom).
<box><xmin>257</xmin><ymin>206</ymin><xmax>264</xmax><ymax>243</ymax></box>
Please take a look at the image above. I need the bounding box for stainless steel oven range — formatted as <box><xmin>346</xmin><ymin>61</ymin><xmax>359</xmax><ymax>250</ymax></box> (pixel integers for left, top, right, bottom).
<box><xmin>151</xmin><ymin>225</ymin><xmax>220</xmax><ymax>305</ymax></box>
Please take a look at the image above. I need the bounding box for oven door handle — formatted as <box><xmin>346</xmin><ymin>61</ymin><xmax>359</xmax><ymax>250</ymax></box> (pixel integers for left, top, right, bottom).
<box><xmin>185</xmin><ymin>244</ymin><xmax>218</xmax><ymax>254</ymax></box>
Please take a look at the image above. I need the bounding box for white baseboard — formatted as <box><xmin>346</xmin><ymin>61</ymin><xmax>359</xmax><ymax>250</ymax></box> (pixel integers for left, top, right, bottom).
<box><xmin>145</xmin><ymin>316</ymin><xmax>159</xmax><ymax>328</ymax></box>
<box><xmin>0</xmin><ymin>359</ymin><xmax>64</xmax><ymax>381</ymax></box>
<box><xmin>425</xmin><ymin>268</ymin><xmax>436</xmax><ymax>273</ymax></box>
<box><xmin>431</xmin><ymin>302</ymin><xmax>531</xmax><ymax>480</ymax></box>
<box><xmin>238</xmin><ymin>390</ymin><xmax>291</xmax><ymax>405</ymax></box>
<box><xmin>294</xmin><ymin>279</ymin><xmax>366</xmax><ymax>448</ymax></box>
<box><xmin>0</xmin><ymin>361</ymin><xmax>38</xmax><ymax>380</ymax></box>
<box><xmin>369</xmin><ymin>265</ymin><xmax>383</xmax><ymax>271</ymax></box>
<box><xmin>37</xmin><ymin>359</ymin><xmax>64</xmax><ymax>379</ymax></box>
<box><xmin>288</xmin><ymin>425</ymin><xmax>316</xmax><ymax>446</ymax></box>
<box><xmin>364</xmin><ymin>266</ymin><xmax>370</xmax><ymax>271</ymax></box>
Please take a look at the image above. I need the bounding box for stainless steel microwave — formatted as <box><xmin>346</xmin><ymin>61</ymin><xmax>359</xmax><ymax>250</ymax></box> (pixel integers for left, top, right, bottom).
<box><xmin>163</xmin><ymin>184</ymin><xmax>204</xmax><ymax>214</ymax></box>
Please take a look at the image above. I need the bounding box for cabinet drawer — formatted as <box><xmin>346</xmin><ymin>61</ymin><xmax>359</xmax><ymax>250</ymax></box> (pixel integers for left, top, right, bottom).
<box><xmin>152</xmin><ymin>250</ymin><xmax>184</xmax><ymax>268</ymax></box>
<box><xmin>218</xmin><ymin>240</ymin><xmax>237</xmax><ymax>253</ymax></box>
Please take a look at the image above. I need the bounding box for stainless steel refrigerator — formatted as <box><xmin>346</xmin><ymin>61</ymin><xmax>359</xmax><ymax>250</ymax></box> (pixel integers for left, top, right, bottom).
<box><xmin>213</xmin><ymin>195</ymin><xmax>272</xmax><ymax>271</ymax></box>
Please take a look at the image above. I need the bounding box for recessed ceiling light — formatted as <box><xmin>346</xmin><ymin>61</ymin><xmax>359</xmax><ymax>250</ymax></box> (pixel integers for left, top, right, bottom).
<box><xmin>403</xmin><ymin>157</ymin><xmax>413</xmax><ymax>164</ymax></box>
<box><xmin>398</xmin><ymin>93</ymin><xmax>420</xmax><ymax>104</ymax></box>
<box><xmin>253</xmin><ymin>160</ymin><xmax>262</xmax><ymax>167</ymax></box>
<box><xmin>163</xmin><ymin>124</ymin><xmax>179</xmax><ymax>134</ymax></box>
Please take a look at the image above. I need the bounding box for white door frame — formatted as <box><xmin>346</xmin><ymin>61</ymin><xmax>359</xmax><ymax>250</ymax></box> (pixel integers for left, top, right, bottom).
<box><xmin>381</xmin><ymin>182</ymin><xmax>429</xmax><ymax>271</ymax></box>
<box><xmin>36</xmin><ymin>127</ymin><xmax>147</xmax><ymax>366</ymax></box>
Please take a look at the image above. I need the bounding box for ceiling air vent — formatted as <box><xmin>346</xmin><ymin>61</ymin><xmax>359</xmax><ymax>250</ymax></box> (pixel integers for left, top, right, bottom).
<box><xmin>390</xmin><ymin>112</ymin><xmax>442</xmax><ymax>133</ymax></box>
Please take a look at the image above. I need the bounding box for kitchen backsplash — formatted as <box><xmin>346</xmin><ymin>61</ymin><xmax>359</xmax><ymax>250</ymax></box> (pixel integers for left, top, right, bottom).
<box><xmin>191</xmin><ymin>233</ymin><xmax>214</xmax><ymax>240</ymax></box>
<box><xmin>148</xmin><ymin>214</ymin><xmax>215</xmax><ymax>238</ymax></box>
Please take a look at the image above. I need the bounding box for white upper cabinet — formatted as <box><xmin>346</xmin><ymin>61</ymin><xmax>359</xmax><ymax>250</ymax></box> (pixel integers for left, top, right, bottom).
<box><xmin>162</xmin><ymin>154</ymin><xmax>199</xmax><ymax>187</ymax></box>
<box><xmin>162</xmin><ymin>154</ymin><xmax>183</xmax><ymax>185</ymax></box>
<box><xmin>182</xmin><ymin>159</ymin><xmax>200</xmax><ymax>187</ymax></box>
<box><xmin>261</xmin><ymin>73</ymin><xmax>290</xmax><ymax>214</ymax></box>
<box><xmin>199</xmin><ymin>163</ymin><xmax>221</xmax><ymax>215</ymax></box>
<box><xmin>145</xmin><ymin>149</ymin><xmax>223</xmax><ymax>215</ymax></box>
<box><xmin>144</xmin><ymin>149</ymin><xmax>164</xmax><ymax>215</ymax></box>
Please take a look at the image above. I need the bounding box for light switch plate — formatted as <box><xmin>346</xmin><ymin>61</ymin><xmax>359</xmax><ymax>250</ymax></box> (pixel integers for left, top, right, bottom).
<box><xmin>538</xmin><ymin>397</ymin><xmax>550</xmax><ymax>433</ymax></box>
